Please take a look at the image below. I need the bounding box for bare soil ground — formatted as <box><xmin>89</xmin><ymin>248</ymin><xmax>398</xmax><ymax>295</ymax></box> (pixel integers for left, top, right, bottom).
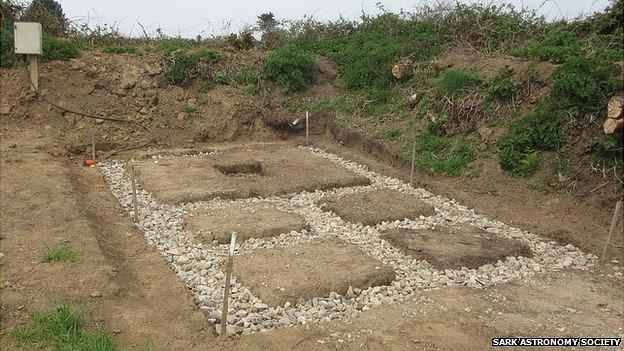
<box><xmin>380</xmin><ymin>225</ymin><xmax>533</xmax><ymax>270</ymax></box>
<box><xmin>1</xmin><ymin>51</ymin><xmax>623</xmax><ymax>350</ymax></box>
<box><xmin>133</xmin><ymin>144</ymin><xmax>370</xmax><ymax>204</ymax></box>
<box><xmin>319</xmin><ymin>188</ymin><xmax>436</xmax><ymax>226</ymax></box>
<box><xmin>232</xmin><ymin>238</ymin><xmax>396</xmax><ymax>306</ymax></box>
<box><xmin>0</xmin><ymin>128</ymin><xmax>211</xmax><ymax>350</ymax></box>
<box><xmin>185</xmin><ymin>203</ymin><xmax>307</xmax><ymax>244</ymax></box>
<box><xmin>1</xmin><ymin>128</ymin><xmax>622</xmax><ymax>350</ymax></box>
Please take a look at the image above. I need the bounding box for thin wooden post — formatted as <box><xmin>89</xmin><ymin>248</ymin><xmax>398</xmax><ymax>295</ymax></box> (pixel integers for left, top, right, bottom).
<box><xmin>305</xmin><ymin>111</ymin><xmax>309</xmax><ymax>146</ymax></box>
<box><xmin>603</xmin><ymin>200</ymin><xmax>622</xmax><ymax>262</ymax></box>
<box><xmin>90</xmin><ymin>127</ymin><xmax>96</xmax><ymax>162</ymax></box>
<box><xmin>221</xmin><ymin>232</ymin><xmax>237</xmax><ymax>336</ymax></box>
<box><xmin>131</xmin><ymin>166</ymin><xmax>139</xmax><ymax>222</ymax></box>
<box><xmin>409</xmin><ymin>134</ymin><xmax>417</xmax><ymax>186</ymax></box>
<box><xmin>27</xmin><ymin>54</ymin><xmax>38</xmax><ymax>91</ymax></box>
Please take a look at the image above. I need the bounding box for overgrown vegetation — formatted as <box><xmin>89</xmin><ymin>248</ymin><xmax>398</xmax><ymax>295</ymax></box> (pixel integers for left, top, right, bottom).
<box><xmin>41</xmin><ymin>32</ymin><xmax>79</xmax><ymax>61</ymax></box>
<box><xmin>415</xmin><ymin>130</ymin><xmax>476</xmax><ymax>177</ymax></box>
<box><xmin>498</xmin><ymin>110</ymin><xmax>563</xmax><ymax>176</ymax></box>
<box><xmin>436</xmin><ymin>68</ymin><xmax>483</xmax><ymax>97</ymax></box>
<box><xmin>293</xmin><ymin>16</ymin><xmax>443</xmax><ymax>101</ymax></box>
<box><xmin>486</xmin><ymin>66</ymin><xmax>520</xmax><ymax>101</ymax></box>
<box><xmin>594</xmin><ymin>135</ymin><xmax>624</xmax><ymax>166</ymax></box>
<box><xmin>548</xmin><ymin>56</ymin><xmax>621</xmax><ymax>116</ymax></box>
<box><xmin>265</xmin><ymin>44</ymin><xmax>317</xmax><ymax>92</ymax></box>
<box><xmin>180</xmin><ymin>102</ymin><xmax>197</xmax><ymax>117</ymax></box>
<box><xmin>163</xmin><ymin>48</ymin><xmax>225</xmax><ymax>85</ymax></box>
<box><xmin>513</xmin><ymin>29</ymin><xmax>583</xmax><ymax>63</ymax></box>
<box><xmin>102</xmin><ymin>43</ymin><xmax>138</xmax><ymax>54</ymax></box>
<box><xmin>11</xmin><ymin>301</ymin><xmax>117</xmax><ymax>350</ymax></box>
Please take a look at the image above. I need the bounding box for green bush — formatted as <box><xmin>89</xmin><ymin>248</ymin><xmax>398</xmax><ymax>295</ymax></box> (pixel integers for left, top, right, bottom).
<box><xmin>288</xmin><ymin>15</ymin><xmax>442</xmax><ymax>101</ymax></box>
<box><xmin>587</xmin><ymin>32</ymin><xmax>624</xmax><ymax>62</ymax></box>
<box><xmin>1</xmin><ymin>30</ymin><xmax>80</xmax><ymax>65</ymax></box>
<box><xmin>435</xmin><ymin>68</ymin><xmax>483</xmax><ymax>97</ymax></box>
<box><xmin>0</xmin><ymin>24</ymin><xmax>14</xmax><ymax>68</ymax></box>
<box><xmin>246</xmin><ymin>84</ymin><xmax>258</xmax><ymax>95</ymax></box>
<box><xmin>164</xmin><ymin>48</ymin><xmax>225</xmax><ymax>85</ymax></box>
<box><xmin>235</xmin><ymin>68</ymin><xmax>262</xmax><ymax>85</ymax></box>
<box><xmin>42</xmin><ymin>33</ymin><xmax>80</xmax><ymax>61</ymax></box>
<box><xmin>158</xmin><ymin>38</ymin><xmax>190</xmax><ymax>55</ymax></box>
<box><xmin>214</xmin><ymin>73</ymin><xmax>230</xmax><ymax>85</ymax></box>
<box><xmin>486</xmin><ymin>66</ymin><xmax>520</xmax><ymax>101</ymax></box>
<box><xmin>594</xmin><ymin>135</ymin><xmax>623</xmax><ymax>165</ymax></box>
<box><xmin>265</xmin><ymin>44</ymin><xmax>317</xmax><ymax>93</ymax></box>
<box><xmin>513</xmin><ymin>29</ymin><xmax>582</xmax><ymax>63</ymax></box>
<box><xmin>312</xmin><ymin>20</ymin><xmax>441</xmax><ymax>96</ymax></box>
<box><xmin>102</xmin><ymin>43</ymin><xmax>138</xmax><ymax>54</ymax></box>
<box><xmin>548</xmin><ymin>56</ymin><xmax>621</xmax><ymax>116</ymax></box>
<box><xmin>201</xmin><ymin>80</ymin><xmax>215</xmax><ymax>92</ymax></box>
<box><xmin>498</xmin><ymin>110</ymin><xmax>563</xmax><ymax>176</ymax></box>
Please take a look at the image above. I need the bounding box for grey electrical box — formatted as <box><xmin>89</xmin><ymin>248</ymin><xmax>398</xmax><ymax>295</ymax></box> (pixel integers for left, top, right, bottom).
<box><xmin>14</xmin><ymin>22</ymin><xmax>42</xmax><ymax>55</ymax></box>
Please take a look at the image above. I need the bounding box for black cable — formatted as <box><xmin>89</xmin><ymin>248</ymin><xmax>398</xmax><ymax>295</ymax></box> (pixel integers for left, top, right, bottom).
<box><xmin>22</xmin><ymin>57</ymin><xmax>153</xmax><ymax>158</ymax></box>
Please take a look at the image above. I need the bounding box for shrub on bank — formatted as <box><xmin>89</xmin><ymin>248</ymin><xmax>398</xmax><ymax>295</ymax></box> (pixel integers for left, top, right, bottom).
<box><xmin>498</xmin><ymin>110</ymin><xmax>563</xmax><ymax>176</ymax></box>
<box><xmin>265</xmin><ymin>44</ymin><xmax>317</xmax><ymax>93</ymax></box>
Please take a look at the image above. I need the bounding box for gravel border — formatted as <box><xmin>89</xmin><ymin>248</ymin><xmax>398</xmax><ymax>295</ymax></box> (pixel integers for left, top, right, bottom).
<box><xmin>98</xmin><ymin>145</ymin><xmax>597</xmax><ymax>335</ymax></box>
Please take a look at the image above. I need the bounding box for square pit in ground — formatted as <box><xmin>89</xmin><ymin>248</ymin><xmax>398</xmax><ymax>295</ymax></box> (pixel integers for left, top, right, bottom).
<box><xmin>318</xmin><ymin>188</ymin><xmax>436</xmax><ymax>226</ymax></box>
<box><xmin>232</xmin><ymin>238</ymin><xmax>395</xmax><ymax>306</ymax></box>
<box><xmin>380</xmin><ymin>225</ymin><xmax>533</xmax><ymax>269</ymax></box>
<box><xmin>184</xmin><ymin>203</ymin><xmax>307</xmax><ymax>244</ymax></box>
<box><xmin>133</xmin><ymin>144</ymin><xmax>370</xmax><ymax>205</ymax></box>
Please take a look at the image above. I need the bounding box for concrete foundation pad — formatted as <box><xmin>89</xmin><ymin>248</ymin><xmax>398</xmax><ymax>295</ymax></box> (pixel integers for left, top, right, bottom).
<box><xmin>133</xmin><ymin>145</ymin><xmax>371</xmax><ymax>204</ymax></box>
<box><xmin>185</xmin><ymin>203</ymin><xmax>307</xmax><ymax>244</ymax></box>
<box><xmin>233</xmin><ymin>238</ymin><xmax>396</xmax><ymax>306</ymax></box>
<box><xmin>319</xmin><ymin>188</ymin><xmax>436</xmax><ymax>226</ymax></box>
<box><xmin>380</xmin><ymin>225</ymin><xmax>533</xmax><ymax>269</ymax></box>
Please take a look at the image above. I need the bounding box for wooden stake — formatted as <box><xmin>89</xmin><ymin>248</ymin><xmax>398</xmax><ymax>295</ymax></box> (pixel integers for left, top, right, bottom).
<box><xmin>27</xmin><ymin>54</ymin><xmax>38</xmax><ymax>91</ymax></box>
<box><xmin>221</xmin><ymin>232</ymin><xmax>237</xmax><ymax>337</ymax></box>
<box><xmin>90</xmin><ymin>127</ymin><xmax>96</xmax><ymax>162</ymax></box>
<box><xmin>602</xmin><ymin>200</ymin><xmax>622</xmax><ymax>262</ymax></box>
<box><xmin>409</xmin><ymin>134</ymin><xmax>417</xmax><ymax>186</ymax></box>
<box><xmin>131</xmin><ymin>167</ymin><xmax>139</xmax><ymax>222</ymax></box>
<box><xmin>305</xmin><ymin>111</ymin><xmax>309</xmax><ymax>146</ymax></box>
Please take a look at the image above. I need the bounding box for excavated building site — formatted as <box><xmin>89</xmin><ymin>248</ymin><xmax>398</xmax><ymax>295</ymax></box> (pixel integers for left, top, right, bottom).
<box><xmin>1</xmin><ymin>2</ymin><xmax>623</xmax><ymax>350</ymax></box>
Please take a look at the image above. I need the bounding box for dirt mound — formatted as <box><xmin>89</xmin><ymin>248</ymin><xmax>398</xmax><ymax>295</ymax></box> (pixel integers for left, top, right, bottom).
<box><xmin>0</xmin><ymin>51</ymin><xmax>339</xmax><ymax>159</ymax></box>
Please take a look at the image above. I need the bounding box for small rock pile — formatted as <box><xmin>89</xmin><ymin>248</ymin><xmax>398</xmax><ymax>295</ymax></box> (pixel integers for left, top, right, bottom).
<box><xmin>99</xmin><ymin>146</ymin><xmax>597</xmax><ymax>335</ymax></box>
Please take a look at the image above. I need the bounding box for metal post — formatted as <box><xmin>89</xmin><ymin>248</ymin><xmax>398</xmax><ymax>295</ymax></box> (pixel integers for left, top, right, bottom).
<box><xmin>221</xmin><ymin>232</ymin><xmax>237</xmax><ymax>336</ymax></box>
